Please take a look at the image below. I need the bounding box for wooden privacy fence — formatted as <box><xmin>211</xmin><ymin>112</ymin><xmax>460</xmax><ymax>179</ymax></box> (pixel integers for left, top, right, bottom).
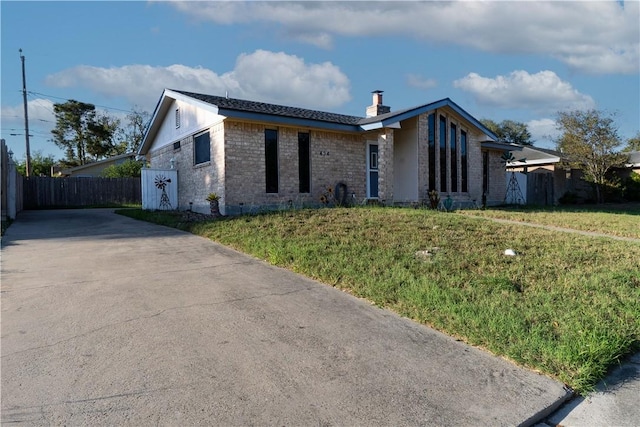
<box><xmin>23</xmin><ymin>177</ymin><xmax>141</xmax><ymax>209</ymax></box>
<box><xmin>527</xmin><ymin>172</ymin><xmax>555</xmax><ymax>206</ymax></box>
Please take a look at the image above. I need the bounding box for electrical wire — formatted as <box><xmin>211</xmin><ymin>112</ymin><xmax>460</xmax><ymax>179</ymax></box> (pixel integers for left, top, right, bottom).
<box><xmin>28</xmin><ymin>91</ymin><xmax>135</xmax><ymax>113</ymax></box>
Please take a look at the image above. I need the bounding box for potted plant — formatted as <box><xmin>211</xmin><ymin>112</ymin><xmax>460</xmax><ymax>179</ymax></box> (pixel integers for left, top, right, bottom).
<box><xmin>428</xmin><ymin>189</ymin><xmax>440</xmax><ymax>209</ymax></box>
<box><xmin>206</xmin><ymin>193</ymin><xmax>220</xmax><ymax>217</ymax></box>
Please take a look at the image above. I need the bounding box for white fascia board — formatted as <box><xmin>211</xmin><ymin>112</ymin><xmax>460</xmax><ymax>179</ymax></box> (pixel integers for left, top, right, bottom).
<box><xmin>360</xmin><ymin>122</ymin><xmax>383</xmax><ymax>131</ymax></box>
<box><xmin>359</xmin><ymin>121</ymin><xmax>401</xmax><ymax>131</ymax></box>
<box><xmin>511</xmin><ymin>157</ymin><xmax>560</xmax><ymax>167</ymax></box>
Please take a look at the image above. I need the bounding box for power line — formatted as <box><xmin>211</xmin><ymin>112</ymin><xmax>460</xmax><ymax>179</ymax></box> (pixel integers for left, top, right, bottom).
<box><xmin>26</xmin><ymin>93</ymin><xmax>56</xmax><ymax>119</ymax></box>
<box><xmin>28</xmin><ymin>90</ymin><xmax>135</xmax><ymax>113</ymax></box>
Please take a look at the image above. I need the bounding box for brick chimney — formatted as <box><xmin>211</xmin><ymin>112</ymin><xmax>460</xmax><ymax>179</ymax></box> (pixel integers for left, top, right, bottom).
<box><xmin>366</xmin><ymin>90</ymin><xmax>391</xmax><ymax>117</ymax></box>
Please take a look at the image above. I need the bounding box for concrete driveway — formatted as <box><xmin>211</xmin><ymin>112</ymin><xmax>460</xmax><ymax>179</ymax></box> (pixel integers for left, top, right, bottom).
<box><xmin>1</xmin><ymin>209</ymin><xmax>569</xmax><ymax>426</ymax></box>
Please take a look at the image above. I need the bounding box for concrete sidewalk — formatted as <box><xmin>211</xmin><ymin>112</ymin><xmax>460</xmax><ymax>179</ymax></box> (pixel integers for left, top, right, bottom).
<box><xmin>542</xmin><ymin>352</ymin><xmax>640</xmax><ymax>427</ymax></box>
<box><xmin>2</xmin><ymin>209</ymin><xmax>572</xmax><ymax>425</ymax></box>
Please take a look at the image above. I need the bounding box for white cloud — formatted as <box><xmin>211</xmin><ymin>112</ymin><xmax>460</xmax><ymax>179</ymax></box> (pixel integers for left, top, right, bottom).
<box><xmin>1</xmin><ymin>98</ymin><xmax>56</xmax><ymax>128</ymax></box>
<box><xmin>161</xmin><ymin>1</ymin><xmax>639</xmax><ymax>75</ymax></box>
<box><xmin>527</xmin><ymin>118</ymin><xmax>560</xmax><ymax>148</ymax></box>
<box><xmin>453</xmin><ymin>70</ymin><xmax>596</xmax><ymax>114</ymax></box>
<box><xmin>44</xmin><ymin>50</ymin><xmax>351</xmax><ymax>111</ymax></box>
<box><xmin>406</xmin><ymin>74</ymin><xmax>437</xmax><ymax>90</ymax></box>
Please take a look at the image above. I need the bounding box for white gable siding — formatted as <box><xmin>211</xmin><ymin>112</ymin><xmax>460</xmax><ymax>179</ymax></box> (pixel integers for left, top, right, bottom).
<box><xmin>148</xmin><ymin>99</ymin><xmax>224</xmax><ymax>153</ymax></box>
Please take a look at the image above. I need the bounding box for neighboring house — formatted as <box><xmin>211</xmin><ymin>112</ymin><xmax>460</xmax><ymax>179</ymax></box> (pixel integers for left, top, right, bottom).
<box><xmin>57</xmin><ymin>152</ymin><xmax>136</xmax><ymax>177</ymax></box>
<box><xmin>139</xmin><ymin>89</ymin><xmax>512</xmax><ymax>215</ymax></box>
<box><xmin>506</xmin><ymin>146</ymin><xmax>562</xmax><ymax>172</ymax></box>
<box><xmin>505</xmin><ymin>146</ymin><xmax>640</xmax><ymax>204</ymax></box>
<box><xmin>624</xmin><ymin>151</ymin><xmax>640</xmax><ymax>175</ymax></box>
<box><xmin>505</xmin><ymin>146</ymin><xmax>574</xmax><ymax>204</ymax></box>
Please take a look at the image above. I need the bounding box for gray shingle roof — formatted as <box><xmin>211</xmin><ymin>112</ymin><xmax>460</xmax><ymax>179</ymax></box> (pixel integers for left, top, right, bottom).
<box><xmin>173</xmin><ymin>90</ymin><xmax>364</xmax><ymax>126</ymax></box>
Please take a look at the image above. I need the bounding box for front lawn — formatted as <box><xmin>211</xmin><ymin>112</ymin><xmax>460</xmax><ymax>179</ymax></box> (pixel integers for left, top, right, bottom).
<box><xmin>460</xmin><ymin>203</ymin><xmax>640</xmax><ymax>239</ymax></box>
<box><xmin>117</xmin><ymin>206</ymin><xmax>640</xmax><ymax>394</ymax></box>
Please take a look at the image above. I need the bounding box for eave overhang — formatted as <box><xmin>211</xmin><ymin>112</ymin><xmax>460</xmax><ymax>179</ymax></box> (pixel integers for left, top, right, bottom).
<box><xmin>217</xmin><ymin>108</ymin><xmax>362</xmax><ymax>133</ymax></box>
<box><xmin>481</xmin><ymin>141</ymin><xmax>524</xmax><ymax>151</ymax></box>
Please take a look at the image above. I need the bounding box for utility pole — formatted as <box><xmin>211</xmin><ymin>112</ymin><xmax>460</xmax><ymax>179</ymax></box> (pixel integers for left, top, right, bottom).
<box><xmin>20</xmin><ymin>48</ymin><xmax>32</xmax><ymax>177</ymax></box>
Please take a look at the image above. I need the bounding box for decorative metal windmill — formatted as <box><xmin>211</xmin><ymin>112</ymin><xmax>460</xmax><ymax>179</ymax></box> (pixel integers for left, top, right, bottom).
<box><xmin>502</xmin><ymin>152</ymin><xmax>527</xmax><ymax>205</ymax></box>
<box><xmin>154</xmin><ymin>174</ymin><xmax>173</xmax><ymax>210</ymax></box>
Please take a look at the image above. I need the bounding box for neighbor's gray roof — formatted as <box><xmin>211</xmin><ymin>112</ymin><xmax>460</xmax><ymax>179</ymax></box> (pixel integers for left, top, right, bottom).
<box><xmin>507</xmin><ymin>145</ymin><xmax>562</xmax><ymax>166</ymax></box>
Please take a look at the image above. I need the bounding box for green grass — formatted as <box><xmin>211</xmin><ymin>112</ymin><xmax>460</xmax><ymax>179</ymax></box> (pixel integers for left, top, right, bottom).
<box><xmin>460</xmin><ymin>203</ymin><xmax>640</xmax><ymax>239</ymax></box>
<box><xmin>116</xmin><ymin>206</ymin><xmax>640</xmax><ymax>394</ymax></box>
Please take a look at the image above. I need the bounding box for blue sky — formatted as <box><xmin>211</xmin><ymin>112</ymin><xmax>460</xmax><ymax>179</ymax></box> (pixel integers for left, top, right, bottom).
<box><xmin>2</xmin><ymin>1</ymin><xmax>639</xmax><ymax>162</ymax></box>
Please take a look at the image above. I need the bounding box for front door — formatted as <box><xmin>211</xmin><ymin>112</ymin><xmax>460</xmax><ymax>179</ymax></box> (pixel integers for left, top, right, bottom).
<box><xmin>367</xmin><ymin>143</ymin><xmax>379</xmax><ymax>198</ymax></box>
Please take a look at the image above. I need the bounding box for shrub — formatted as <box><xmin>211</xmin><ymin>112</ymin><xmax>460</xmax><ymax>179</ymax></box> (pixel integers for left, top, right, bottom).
<box><xmin>623</xmin><ymin>173</ymin><xmax>640</xmax><ymax>201</ymax></box>
<box><xmin>101</xmin><ymin>159</ymin><xmax>142</xmax><ymax>178</ymax></box>
<box><xmin>559</xmin><ymin>191</ymin><xmax>580</xmax><ymax>205</ymax></box>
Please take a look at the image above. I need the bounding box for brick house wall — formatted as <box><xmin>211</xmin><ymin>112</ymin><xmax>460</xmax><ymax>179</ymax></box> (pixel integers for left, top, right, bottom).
<box><xmin>484</xmin><ymin>150</ymin><xmax>507</xmax><ymax>205</ymax></box>
<box><xmin>223</xmin><ymin>121</ymin><xmax>366</xmax><ymax>215</ymax></box>
<box><xmin>144</xmin><ymin>92</ymin><xmax>506</xmax><ymax>215</ymax></box>
<box><xmin>149</xmin><ymin>114</ymin><xmax>506</xmax><ymax>213</ymax></box>
<box><xmin>149</xmin><ymin>122</ymin><xmax>225</xmax><ymax>213</ymax></box>
<box><xmin>376</xmin><ymin>128</ymin><xmax>394</xmax><ymax>203</ymax></box>
<box><xmin>412</xmin><ymin>109</ymin><xmax>497</xmax><ymax>207</ymax></box>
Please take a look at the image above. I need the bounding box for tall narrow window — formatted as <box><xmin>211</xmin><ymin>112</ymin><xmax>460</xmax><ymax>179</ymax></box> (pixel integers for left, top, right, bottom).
<box><xmin>194</xmin><ymin>131</ymin><xmax>210</xmax><ymax>165</ymax></box>
<box><xmin>439</xmin><ymin>115</ymin><xmax>447</xmax><ymax>192</ymax></box>
<box><xmin>298</xmin><ymin>132</ymin><xmax>310</xmax><ymax>193</ymax></box>
<box><xmin>265</xmin><ymin>129</ymin><xmax>279</xmax><ymax>193</ymax></box>
<box><xmin>482</xmin><ymin>150</ymin><xmax>489</xmax><ymax>196</ymax></box>
<box><xmin>461</xmin><ymin>130</ymin><xmax>468</xmax><ymax>192</ymax></box>
<box><xmin>175</xmin><ymin>108</ymin><xmax>180</xmax><ymax>129</ymax></box>
<box><xmin>450</xmin><ymin>123</ymin><xmax>457</xmax><ymax>192</ymax></box>
<box><xmin>428</xmin><ymin>113</ymin><xmax>435</xmax><ymax>191</ymax></box>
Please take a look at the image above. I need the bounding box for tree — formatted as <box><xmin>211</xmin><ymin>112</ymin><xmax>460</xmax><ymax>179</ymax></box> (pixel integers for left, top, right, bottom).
<box><xmin>481</xmin><ymin>119</ymin><xmax>534</xmax><ymax>146</ymax></box>
<box><xmin>117</xmin><ymin>107</ymin><xmax>151</xmax><ymax>153</ymax></box>
<box><xmin>623</xmin><ymin>132</ymin><xmax>640</xmax><ymax>152</ymax></box>
<box><xmin>16</xmin><ymin>150</ymin><xmax>56</xmax><ymax>176</ymax></box>
<box><xmin>51</xmin><ymin>100</ymin><xmax>118</xmax><ymax>166</ymax></box>
<box><xmin>555</xmin><ymin>109</ymin><xmax>627</xmax><ymax>203</ymax></box>
<box><xmin>101</xmin><ymin>159</ymin><xmax>142</xmax><ymax>178</ymax></box>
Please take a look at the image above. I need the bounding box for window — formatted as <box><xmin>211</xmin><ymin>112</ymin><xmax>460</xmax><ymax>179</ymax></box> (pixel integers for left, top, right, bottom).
<box><xmin>461</xmin><ymin>130</ymin><xmax>468</xmax><ymax>192</ymax></box>
<box><xmin>298</xmin><ymin>132</ymin><xmax>310</xmax><ymax>193</ymax></box>
<box><xmin>175</xmin><ymin>108</ymin><xmax>180</xmax><ymax>129</ymax></box>
<box><xmin>482</xmin><ymin>150</ymin><xmax>489</xmax><ymax>195</ymax></box>
<box><xmin>265</xmin><ymin>129</ymin><xmax>279</xmax><ymax>193</ymax></box>
<box><xmin>194</xmin><ymin>131</ymin><xmax>210</xmax><ymax>165</ymax></box>
<box><xmin>173</xmin><ymin>141</ymin><xmax>181</xmax><ymax>150</ymax></box>
<box><xmin>450</xmin><ymin>123</ymin><xmax>457</xmax><ymax>192</ymax></box>
<box><xmin>428</xmin><ymin>113</ymin><xmax>436</xmax><ymax>191</ymax></box>
<box><xmin>439</xmin><ymin>115</ymin><xmax>447</xmax><ymax>192</ymax></box>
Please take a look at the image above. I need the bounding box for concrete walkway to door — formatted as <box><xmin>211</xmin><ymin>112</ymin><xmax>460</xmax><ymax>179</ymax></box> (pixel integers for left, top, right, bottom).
<box><xmin>1</xmin><ymin>209</ymin><xmax>570</xmax><ymax>426</ymax></box>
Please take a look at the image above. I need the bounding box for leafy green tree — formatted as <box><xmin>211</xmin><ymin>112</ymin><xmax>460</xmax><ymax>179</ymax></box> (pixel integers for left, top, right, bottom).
<box><xmin>117</xmin><ymin>107</ymin><xmax>150</xmax><ymax>153</ymax></box>
<box><xmin>101</xmin><ymin>159</ymin><xmax>142</xmax><ymax>178</ymax></box>
<box><xmin>51</xmin><ymin>100</ymin><xmax>119</xmax><ymax>166</ymax></box>
<box><xmin>555</xmin><ymin>109</ymin><xmax>627</xmax><ymax>203</ymax></box>
<box><xmin>16</xmin><ymin>150</ymin><xmax>56</xmax><ymax>176</ymax></box>
<box><xmin>623</xmin><ymin>132</ymin><xmax>640</xmax><ymax>152</ymax></box>
<box><xmin>481</xmin><ymin>119</ymin><xmax>534</xmax><ymax>145</ymax></box>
